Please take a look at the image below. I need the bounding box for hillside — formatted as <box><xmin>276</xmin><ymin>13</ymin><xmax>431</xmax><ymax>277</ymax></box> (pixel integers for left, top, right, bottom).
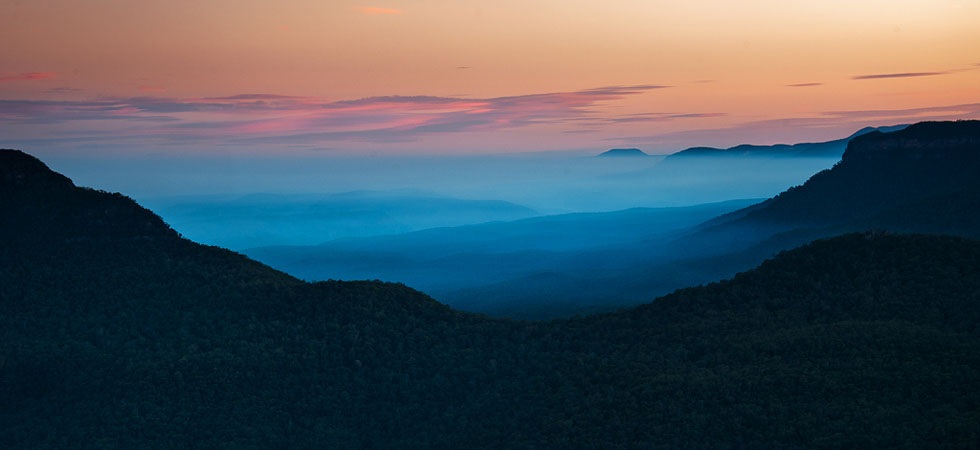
<box><xmin>257</xmin><ymin>121</ymin><xmax>980</xmax><ymax>319</ymax></box>
<box><xmin>611</xmin><ymin>125</ymin><xmax>911</xmax><ymax>205</ymax></box>
<box><xmin>730</xmin><ymin>120</ymin><xmax>980</xmax><ymax>227</ymax></box>
<box><xmin>3</xmin><ymin>150</ymin><xmax>980</xmax><ymax>448</ymax></box>
<box><xmin>665</xmin><ymin>124</ymin><xmax>908</xmax><ymax>159</ymax></box>
<box><xmin>430</xmin><ymin>121</ymin><xmax>980</xmax><ymax>317</ymax></box>
<box><xmin>608</xmin><ymin>128</ymin><xmax>880</xmax><ymax>205</ymax></box>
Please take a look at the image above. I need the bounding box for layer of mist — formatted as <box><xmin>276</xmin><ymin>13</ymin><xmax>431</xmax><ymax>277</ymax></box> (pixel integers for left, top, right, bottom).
<box><xmin>43</xmin><ymin>150</ymin><xmax>838</xmax><ymax>215</ymax></box>
<box><xmin>39</xmin><ymin>144</ymin><xmax>854</xmax><ymax>317</ymax></box>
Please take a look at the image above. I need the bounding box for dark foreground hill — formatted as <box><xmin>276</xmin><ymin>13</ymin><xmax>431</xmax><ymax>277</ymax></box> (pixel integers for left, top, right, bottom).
<box><xmin>2</xmin><ymin>149</ymin><xmax>980</xmax><ymax>449</ymax></box>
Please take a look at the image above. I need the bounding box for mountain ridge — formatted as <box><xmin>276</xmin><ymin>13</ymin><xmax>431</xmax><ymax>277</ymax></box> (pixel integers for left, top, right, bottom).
<box><xmin>3</xmin><ymin>145</ymin><xmax>980</xmax><ymax>447</ymax></box>
<box><xmin>729</xmin><ymin>120</ymin><xmax>980</xmax><ymax>228</ymax></box>
<box><xmin>665</xmin><ymin>124</ymin><xmax>909</xmax><ymax>159</ymax></box>
<box><xmin>420</xmin><ymin>120</ymin><xmax>980</xmax><ymax>317</ymax></box>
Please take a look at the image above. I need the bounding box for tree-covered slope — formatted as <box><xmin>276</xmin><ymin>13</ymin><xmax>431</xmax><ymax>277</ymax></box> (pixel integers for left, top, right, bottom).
<box><xmin>2</xmin><ymin>149</ymin><xmax>980</xmax><ymax>449</ymax></box>
<box><xmin>660</xmin><ymin>120</ymin><xmax>980</xmax><ymax>276</ymax></box>
<box><xmin>413</xmin><ymin>121</ymin><xmax>980</xmax><ymax>319</ymax></box>
<box><xmin>726</xmin><ymin>120</ymin><xmax>980</xmax><ymax>228</ymax></box>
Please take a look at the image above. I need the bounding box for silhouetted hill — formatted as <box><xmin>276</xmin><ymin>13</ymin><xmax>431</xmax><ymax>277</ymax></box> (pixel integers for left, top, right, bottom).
<box><xmin>1</xmin><ymin>149</ymin><xmax>175</xmax><ymax>241</ymax></box>
<box><xmin>612</xmin><ymin>126</ymin><xmax>902</xmax><ymax>203</ymax></box>
<box><xmin>597</xmin><ymin>148</ymin><xmax>649</xmax><ymax>157</ymax></box>
<box><xmin>414</xmin><ymin>121</ymin><xmax>980</xmax><ymax>318</ymax></box>
<box><xmin>635</xmin><ymin>121</ymin><xmax>980</xmax><ymax>301</ymax></box>
<box><xmin>717</xmin><ymin>120</ymin><xmax>980</xmax><ymax>229</ymax></box>
<box><xmin>3</xmin><ymin>150</ymin><xmax>980</xmax><ymax>448</ymax></box>
<box><xmin>666</xmin><ymin>124</ymin><xmax>908</xmax><ymax>159</ymax></box>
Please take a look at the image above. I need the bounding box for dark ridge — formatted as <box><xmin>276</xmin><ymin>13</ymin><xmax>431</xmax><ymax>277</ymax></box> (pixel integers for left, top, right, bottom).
<box><xmin>474</xmin><ymin>120</ymin><xmax>980</xmax><ymax>320</ymax></box>
<box><xmin>597</xmin><ymin>148</ymin><xmax>649</xmax><ymax>157</ymax></box>
<box><xmin>1</xmin><ymin>149</ymin><xmax>176</xmax><ymax>243</ymax></box>
<box><xmin>665</xmin><ymin>124</ymin><xmax>909</xmax><ymax>159</ymax></box>
<box><xmin>4</xmin><ymin>146</ymin><xmax>980</xmax><ymax>448</ymax></box>
<box><xmin>0</xmin><ymin>149</ymin><xmax>74</xmax><ymax>190</ymax></box>
<box><xmin>843</xmin><ymin>119</ymin><xmax>980</xmax><ymax>163</ymax></box>
<box><xmin>741</xmin><ymin>120</ymin><xmax>980</xmax><ymax>226</ymax></box>
<box><xmin>658</xmin><ymin>120</ymin><xmax>980</xmax><ymax>308</ymax></box>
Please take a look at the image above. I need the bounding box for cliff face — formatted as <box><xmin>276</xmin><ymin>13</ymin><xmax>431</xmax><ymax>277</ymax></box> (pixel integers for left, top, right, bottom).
<box><xmin>737</xmin><ymin>120</ymin><xmax>980</xmax><ymax>226</ymax></box>
<box><xmin>842</xmin><ymin>120</ymin><xmax>980</xmax><ymax>164</ymax></box>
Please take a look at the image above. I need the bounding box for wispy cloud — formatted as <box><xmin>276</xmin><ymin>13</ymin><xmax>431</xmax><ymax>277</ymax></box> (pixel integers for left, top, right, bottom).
<box><xmin>358</xmin><ymin>6</ymin><xmax>402</xmax><ymax>15</ymax></box>
<box><xmin>0</xmin><ymin>84</ymin><xmax>667</xmax><ymax>148</ymax></box>
<box><xmin>0</xmin><ymin>72</ymin><xmax>56</xmax><ymax>82</ymax></box>
<box><xmin>786</xmin><ymin>82</ymin><xmax>823</xmax><ymax>87</ymax></box>
<box><xmin>851</xmin><ymin>71</ymin><xmax>947</xmax><ymax>80</ymax></box>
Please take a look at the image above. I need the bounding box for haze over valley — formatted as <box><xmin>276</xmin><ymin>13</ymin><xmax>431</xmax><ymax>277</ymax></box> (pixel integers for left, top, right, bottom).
<box><xmin>43</xmin><ymin>125</ymin><xmax>884</xmax><ymax>317</ymax></box>
<box><xmin>5</xmin><ymin>121</ymin><xmax>980</xmax><ymax>448</ymax></box>
<box><xmin>4</xmin><ymin>1</ymin><xmax>980</xmax><ymax>447</ymax></box>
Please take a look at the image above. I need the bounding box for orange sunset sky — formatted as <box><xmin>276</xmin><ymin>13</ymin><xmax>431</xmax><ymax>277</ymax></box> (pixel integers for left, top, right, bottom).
<box><xmin>2</xmin><ymin>0</ymin><xmax>979</xmax><ymax>154</ymax></box>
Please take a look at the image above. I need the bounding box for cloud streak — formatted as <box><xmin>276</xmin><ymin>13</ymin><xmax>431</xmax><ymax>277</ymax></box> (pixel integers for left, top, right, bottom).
<box><xmin>0</xmin><ymin>85</ymin><xmax>670</xmax><ymax>149</ymax></box>
<box><xmin>852</xmin><ymin>72</ymin><xmax>947</xmax><ymax>80</ymax></box>
<box><xmin>0</xmin><ymin>72</ymin><xmax>56</xmax><ymax>82</ymax></box>
<box><xmin>786</xmin><ymin>82</ymin><xmax>823</xmax><ymax>87</ymax></box>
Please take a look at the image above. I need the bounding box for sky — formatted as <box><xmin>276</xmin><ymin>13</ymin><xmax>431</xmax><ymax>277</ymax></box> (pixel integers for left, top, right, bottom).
<box><xmin>2</xmin><ymin>0</ymin><xmax>980</xmax><ymax>155</ymax></box>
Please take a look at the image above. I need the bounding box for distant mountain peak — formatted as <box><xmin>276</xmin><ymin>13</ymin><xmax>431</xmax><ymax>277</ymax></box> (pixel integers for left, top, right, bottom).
<box><xmin>665</xmin><ymin>124</ymin><xmax>911</xmax><ymax>160</ymax></box>
<box><xmin>846</xmin><ymin>123</ymin><xmax>909</xmax><ymax>140</ymax></box>
<box><xmin>598</xmin><ymin>148</ymin><xmax>649</xmax><ymax>157</ymax></box>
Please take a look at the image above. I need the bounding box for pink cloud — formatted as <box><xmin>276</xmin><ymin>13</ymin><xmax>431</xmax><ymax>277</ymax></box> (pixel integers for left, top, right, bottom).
<box><xmin>0</xmin><ymin>84</ymin><xmax>671</xmax><ymax>149</ymax></box>
<box><xmin>358</xmin><ymin>6</ymin><xmax>402</xmax><ymax>15</ymax></box>
<box><xmin>0</xmin><ymin>72</ymin><xmax>56</xmax><ymax>82</ymax></box>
